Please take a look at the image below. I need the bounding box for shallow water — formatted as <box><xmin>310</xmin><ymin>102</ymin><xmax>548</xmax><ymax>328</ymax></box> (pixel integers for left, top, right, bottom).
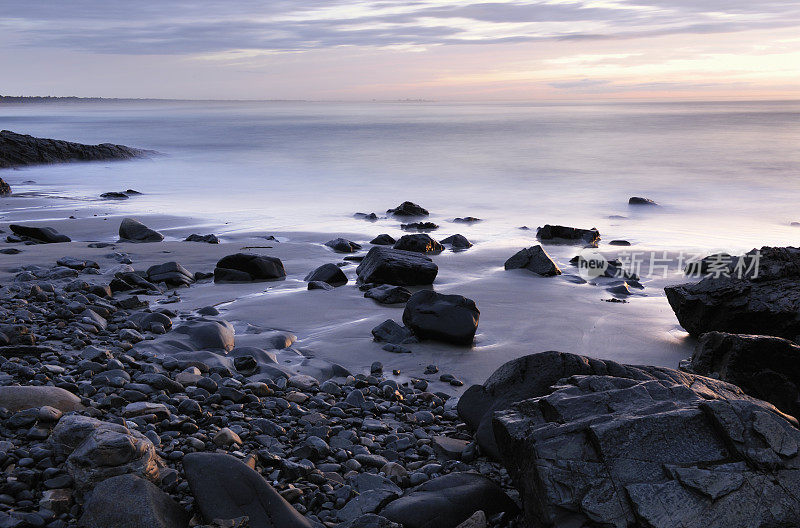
<box><xmin>3</xmin><ymin>99</ymin><xmax>800</xmax><ymax>254</ymax></box>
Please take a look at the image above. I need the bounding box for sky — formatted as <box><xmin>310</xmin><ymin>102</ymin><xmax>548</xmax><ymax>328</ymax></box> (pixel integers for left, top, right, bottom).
<box><xmin>1</xmin><ymin>0</ymin><xmax>799</xmax><ymax>101</ymax></box>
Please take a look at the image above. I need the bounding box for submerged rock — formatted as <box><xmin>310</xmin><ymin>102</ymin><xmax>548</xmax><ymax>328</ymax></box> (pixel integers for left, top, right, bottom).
<box><xmin>118</xmin><ymin>218</ymin><xmax>164</xmax><ymax>243</ymax></box>
<box><xmin>356</xmin><ymin>247</ymin><xmax>438</xmax><ymax>285</ymax></box>
<box><xmin>387</xmin><ymin>201</ymin><xmax>429</xmax><ymax>217</ymax></box>
<box><xmin>393</xmin><ymin>234</ymin><xmax>443</xmax><ymax>254</ymax></box>
<box><xmin>665</xmin><ymin>246</ymin><xmax>800</xmax><ymax>338</ymax></box>
<box><xmin>537</xmin><ymin>224</ymin><xmax>600</xmax><ymax>245</ymax></box>
<box><xmin>0</xmin><ymin>129</ymin><xmax>148</xmax><ymax>169</ymax></box>
<box><xmin>489</xmin><ymin>351</ymin><xmax>800</xmax><ymax>528</ymax></box>
<box><xmin>403</xmin><ymin>290</ymin><xmax>479</xmax><ymax>346</ymax></box>
<box><xmin>629</xmin><ymin>196</ymin><xmax>659</xmax><ymax>206</ymax></box>
<box><xmin>214</xmin><ymin>253</ymin><xmax>286</xmax><ymax>283</ymax></box>
<box><xmin>9</xmin><ymin>224</ymin><xmax>71</xmax><ymax>243</ymax></box>
<box><xmin>504</xmin><ymin>245</ymin><xmax>560</xmax><ymax>276</ymax></box>
<box><xmin>453</xmin><ymin>217</ymin><xmax>481</xmax><ymax>224</ymax></box>
<box><xmin>688</xmin><ymin>331</ymin><xmax>800</xmax><ymax>418</ymax></box>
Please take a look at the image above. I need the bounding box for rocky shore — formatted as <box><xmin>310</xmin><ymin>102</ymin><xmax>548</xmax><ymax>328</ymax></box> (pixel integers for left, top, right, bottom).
<box><xmin>2</xmin><ymin>185</ymin><xmax>800</xmax><ymax>527</ymax></box>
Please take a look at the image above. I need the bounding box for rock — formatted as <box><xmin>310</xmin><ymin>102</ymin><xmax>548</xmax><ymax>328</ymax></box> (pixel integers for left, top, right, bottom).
<box><xmin>0</xmin><ymin>177</ymin><xmax>10</xmax><ymax>195</ymax></box>
<box><xmin>118</xmin><ymin>218</ymin><xmax>164</xmax><ymax>243</ymax></box>
<box><xmin>401</xmin><ymin>222</ymin><xmax>439</xmax><ymax>232</ymax></box>
<box><xmin>393</xmin><ymin>234</ymin><xmax>443</xmax><ymax>254</ymax></box>
<box><xmin>455</xmin><ymin>511</ymin><xmax>486</xmax><ymax>528</ymax></box>
<box><xmin>78</xmin><ymin>474</ymin><xmax>188</xmax><ymax>528</ymax></box>
<box><xmin>214</xmin><ymin>253</ymin><xmax>286</xmax><ymax>283</ymax></box>
<box><xmin>381</xmin><ymin>473</ymin><xmax>517</xmax><ymax>528</ymax></box>
<box><xmin>0</xmin><ymin>386</ymin><xmax>83</xmax><ymax>413</ymax></box>
<box><xmin>403</xmin><ymin>290</ymin><xmax>479</xmax><ymax>346</ymax></box>
<box><xmin>370</xmin><ymin>234</ymin><xmax>396</xmax><ymax>245</ymax></box>
<box><xmin>356</xmin><ymin>247</ymin><xmax>438</xmax><ymax>286</ymax></box>
<box><xmin>308</xmin><ymin>281</ymin><xmax>334</xmax><ymax>290</ymax></box>
<box><xmin>147</xmin><ymin>262</ymin><xmax>195</xmax><ymax>287</ymax></box>
<box><xmin>536</xmin><ymin>224</ymin><xmax>600</xmax><ymax>245</ymax></box>
<box><xmin>0</xmin><ymin>130</ymin><xmax>148</xmax><ymax>169</ymax></box>
<box><xmin>688</xmin><ymin>332</ymin><xmax>800</xmax><ymax>418</ymax></box>
<box><xmin>684</xmin><ymin>253</ymin><xmax>733</xmax><ymax>276</ymax></box>
<box><xmin>365</xmin><ymin>285</ymin><xmax>412</xmax><ymax>305</ymax></box>
<box><xmin>185</xmin><ymin>233</ymin><xmax>220</xmax><ymax>244</ymax></box>
<box><xmin>305</xmin><ymin>263</ymin><xmax>347</xmax><ymax>286</ymax></box>
<box><xmin>50</xmin><ymin>415</ymin><xmax>162</xmax><ymax>492</ymax></box>
<box><xmin>372</xmin><ymin>320</ymin><xmax>416</xmax><ymax>344</ymax></box>
<box><xmin>213</xmin><ymin>428</ymin><xmax>242</xmax><ymax>447</ymax></box>
<box><xmin>607</xmin><ymin>282</ymin><xmax>632</xmax><ymax>296</ymax></box>
<box><xmin>491</xmin><ymin>352</ymin><xmax>800</xmax><ymax>528</ymax></box>
<box><xmin>355</xmin><ymin>212</ymin><xmax>379</xmax><ymax>221</ymax></box>
<box><xmin>609</xmin><ymin>239</ymin><xmax>631</xmax><ymax>246</ymax></box>
<box><xmin>338</xmin><ymin>514</ymin><xmax>402</xmax><ymax>528</ymax></box>
<box><xmin>504</xmin><ymin>246</ymin><xmax>561</xmax><ymax>276</ymax></box>
<box><xmin>432</xmin><ymin>436</ymin><xmax>470</xmax><ymax>459</ymax></box>
<box><xmin>452</xmin><ymin>217</ymin><xmax>481</xmax><ymax>224</ymax></box>
<box><xmin>168</xmin><ymin>318</ymin><xmax>236</xmax><ymax>351</ymax></box>
<box><xmin>387</xmin><ymin>201</ymin><xmax>429</xmax><ymax>217</ymax></box>
<box><xmin>183</xmin><ymin>452</ymin><xmax>312</xmax><ymax>527</ymax></box>
<box><xmin>629</xmin><ymin>196</ymin><xmax>659</xmax><ymax>206</ymax></box>
<box><xmin>338</xmin><ymin>473</ymin><xmax>402</xmax><ymax>521</ymax></box>
<box><xmin>664</xmin><ymin>246</ymin><xmax>800</xmax><ymax>338</ymax></box>
<box><xmin>440</xmin><ymin>234</ymin><xmax>472</xmax><ymax>250</ymax></box>
<box><xmin>101</xmin><ymin>191</ymin><xmax>129</xmax><ymax>199</ymax></box>
<box><xmin>9</xmin><ymin>224</ymin><xmax>71</xmax><ymax>243</ymax></box>
<box><xmin>325</xmin><ymin>238</ymin><xmax>362</xmax><ymax>253</ymax></box>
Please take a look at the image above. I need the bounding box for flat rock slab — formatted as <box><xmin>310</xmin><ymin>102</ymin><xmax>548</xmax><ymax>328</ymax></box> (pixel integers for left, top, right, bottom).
<box><xmin>381</xmin><ymin>472</ymin><xmax>517</xmax><ymax>528</ymax></box>
<box><xmin>0</xmin><ymin>129</ymin><xmax>147</xmax><ymax>169</ymax></box>
<box><xmin>183</xmin><ymin>452</ymin><xmax>312</xmax><ymax>528</ymax></box>
<box><xmin>9</xmin><ymin>224</ymin><xmax>71</xmax><ymax>243</ymax></box>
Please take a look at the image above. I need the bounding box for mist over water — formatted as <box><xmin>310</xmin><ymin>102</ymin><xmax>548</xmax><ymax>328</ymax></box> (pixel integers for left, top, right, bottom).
<box><xmin>3</xmin><ymin>99</ymin><xmax>800</xmax><ymax>254</ymax></box>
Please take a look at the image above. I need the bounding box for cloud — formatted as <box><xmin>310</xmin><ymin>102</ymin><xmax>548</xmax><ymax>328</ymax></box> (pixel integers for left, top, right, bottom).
<box><xmin>1</xmin><ymin>0</ymin><xmax>800</xmax><ymax>56</ymax></box>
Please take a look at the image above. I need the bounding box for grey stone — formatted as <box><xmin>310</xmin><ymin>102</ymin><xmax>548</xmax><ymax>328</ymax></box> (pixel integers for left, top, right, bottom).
<box><xmin>393</xmin><ymin>234</ymin><xmax>443</xmax><ymax>254</ymax></box>
<box><xmin>119</xmin><ymin>218</ymin><xmax>164</xmax><ymax>243</ymax></box>
<box><xmin>365</xmin><ymin>285</ymin><xmax>412</xmax><ymax>305</ymax></box>
<box><xmin>356</xmin><ymin>247</ymin><xmax>438</xmax><ymax>286</ymax></box>
<box><xmin>0</xmin><ymin>386</ymin><xmax>83</xmax><ymax>413</ymax></box>
<box><xmin>305</xmin><ymin>263</ymin><xmax>347</xmax><ymax>286</ymax></box>
<box><xmin>371</xmin><ymin>320</ymin><xmax>416</xmax><ymax>344</ymax></box>
<box><xmin>403</xmin><ymin>290</ymin><xmax>479</xmax><ymax>346</ymax></box>
<box><xmin>536</xmin><ymin>224</ymin><xmax>600</xmax><ymax>245</ymax></box>
<box><xmin>504</xmin><ymin>245</ymin><xmax>561</xmax><ymax>276</ymax></box>
<box><xmin>214</xmin><ymin>253</ymin><xmax>286</xmax><ymax>283</ymax></box>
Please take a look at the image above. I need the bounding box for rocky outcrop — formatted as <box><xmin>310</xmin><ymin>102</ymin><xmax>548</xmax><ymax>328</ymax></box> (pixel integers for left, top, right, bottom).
<box><xmin>504</xmin><ymin>246</ymin><xmax>561</xmax><ymax>276</ymax></box>
<box><xmin>214</xmin><ymin>253</ymin><xmax>286</xmax><ymax>283</ymax></box>
<box><xmin>665</xmin><ymin>246</ymin><xmax>800</xmax><ymax>338</ymax></box>
<box><xmin>356</xmin><ymin>247</ymin><xmax>438</xmax><ymax>285</ymax></box>
<box><xmin>118</xmin><ymin>218</ymin><xmax>164</xmax><ymax>243</ymax></box>
<box><xmin>475</xmin><ymin>352</ymin><xmax>800</xmax><ymax>528</ymax></box>
<box><xmin>0</xmin><ymin>129</ymin><xmax>148</xmax><ymax>169</ymax></box>
<box><xmin>536</xmin><ymin>224</ymin><xmax>600</xmax><ymax>246</ymax></box>
<box><xmin>403</xmin><ymin>290</ymin><xmax>479</xmax><ymax>346</ymax></box>
<box><xmin>688</xmin><ymin>331</ymin><xmax>800</xmax><ymax>418</ymax></box>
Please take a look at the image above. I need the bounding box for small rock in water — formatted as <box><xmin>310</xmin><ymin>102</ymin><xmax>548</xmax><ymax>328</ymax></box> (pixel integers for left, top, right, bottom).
<box><xmin>440</xmin><ymin>234</ymin><xmax>473</xmax><ymax>250</ymax></box>
<box><xmin>504</xmin><ymin>245</ymin><xmax>561</xmax><ymax>276</ymax></box>
<box><xmin>609</xmin><ymin>239</ymin><xmax>631</xmax><ymax>246</ymax></box>
<box><xmin>537</xmin><ymin>224</ymin><xmax>600</xmax><ymax>246</ymax></box>
<box><xmin>185</xmin><ymin>233</ymin><xmax>220</xmax><ymax>244</ymax></box>
<box><xmin>393</xmin><ymin>234</ymin><xmax>443</xmax><ymax>254</ymax></box>
<box><xmin>325</xmin><ymin>238</ymin><xmax>362</xmax><ymax>253</ymax></box>
<box><xmin>401</xmin><ymin>222</ymin><xmax>439</xmax><ymax>232</ymax></box>
<box><xmin>364</xmin><ymin>285</ymin><xmax>411</xmax><ymax>305</ymax></box>
<box><xmin>370</xmin><ymin>234</ymin><xmax>396</xmax><ymax>245</ymax></box>
<box><xmin>453</xmin><ymin>217</ymin><xmax>482</xmax><ymax>224</ymax></box>
<box><xmin>305</xmin><ymin>263</ymin><xmax>348</xmax><ymax>286</ymax></box>
<box><xmin>628</xmin><ymin>196</ymin><xmax>659</xmax><ymax>206</ymax></box>
<box><xmin>355</xmin><ymin>212</ymin><xmax>379</xmax><ymax>221</ymax></box>
<box><xmin>387</xmin><ymin>201</ymin><xmax>429</xmax><ymax>217</ymax></box>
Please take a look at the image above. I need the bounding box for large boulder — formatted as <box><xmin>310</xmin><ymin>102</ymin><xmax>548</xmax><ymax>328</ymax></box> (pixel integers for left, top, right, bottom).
<box><xmin>536</xmin><ymin>224</ymin><xmax>599</xmax><ymax>245</ymax></box>
<box><xmin>356</xmin><ymin>247</ymin><xmax>438</xmax><ymax>286</ymax></box>
<box><xmin>381</xmin><ymin>473</ymin><xmax>517</xmax><ymax>528</ymax></box>
<box><xmin>504</xmin><ymin>245</ymin><xmax>561</xmax><ymax>276</ymax></box>
<box><xmin>402</xmin><ymin>290</ymin><xmax>479</xmax><ymax>346</ymax></box>
<box><xmin>9</xmin><ymin>224</ymin><xmax>70</xmax><ymax>243</ymax></box>
<box><xmin>183</xmin><ymin>452</ymin><xmax>312</xmax><ymax>528</ymax></box>
<box><xmin>393</xmin><ymin>234</ymin><xmax>443</xmax><ymax>254</ymax></box>
<box><xmin>490</xmin><ymin>352</ymin><xmax>800</xmax><ymax>528</ymax></box>
<box><xmin>665</xmin><ymin>246</ymin><xmax>800</xmax><ymax>338</ymax></box>
<box><xmin>119</xmin><ymin>218</ymin><xmax>164</xmax><ymax>243</ymax></box>
<box><xmin>387</xmin><ymin>201</ymin><xmax>429</xmax><ymax>217</ymax></box>
<box><xmin>0</xmin><ymin>386</ymin><xmax>83</xmax><ymax>413</ymax></box>
<box><xmin>0</xmin><ymin>129</ymin><xmax>147</xmax><ymax>169</ymax></box>
<box><xmin>214</xmin><ymin>253</ymin><xmax>286</xmax><ymax>283</ymax></box>
<box><xmin>50</xmin><ymin>415</ymin><xmax>163</xmax><ymax>492</ymax></box>
<box><xmin>78</xmin><ymin>474</ymin><xmax>188</xmax><ymax>528</ymax></box>
<box><xmin>688</xmin><ymin>331</ymin><xmax>800</xmax><ymax>418</ymax></box>
<box><xmin>305</xmin><ymin>263</ymin><xmax>347</xmax><ymax>286</ymax></box>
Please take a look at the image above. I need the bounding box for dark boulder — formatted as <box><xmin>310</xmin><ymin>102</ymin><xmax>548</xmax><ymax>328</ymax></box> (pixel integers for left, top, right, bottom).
<box><xmin>440</xmin><ymin>234</ymin><xmax>472</xmax><ymax>250</ymax></box>
<box><xmin>356</xmin><ymin>247</ymin><xmax>438</xmax><ymax>286</ymax></box>
<box><xmin>9</xmin><ymin>224</ymin><xmax>70</xmax><ymax>243</ymax></box>
<box><xmin>381</xmin><ymin>473</ymin><xmax>517</xmax><ymax>528</ymax></box>
<box><xmin>683</xmin><ymin>252</ymin><xmax>733</xmax><ymax>276</ymax></box>
<box><xmin>119</xmin><ymin>218</ymin><xmax>164</xmax><ymax>243</ymax></box>
<box><xmin>489</xmin><ymin>351</ymin><xmax>800</xmax><ymax>528</ymax></box>
<box><xmin>355</xmin><ymin>212</ymin><xmax>379</xmax><ymax>221</ymax></box>
<box><xmin>370</xmin><ymin>234</ymin><xmax>396</xmax><ymax>245</ymax></box>
<box><xmin>664</xmin><ymin>246</ymin><xmax>800</xmax><ymax>338</ymax></box>
<box><xmin>78</xmin><ymin>474</ymin><xmax>188</xmax><ymax>528</ymax></box>
<box><xmin>688</xmin><ymin>331</ymin><xmax>800</xmax><ymax>418</ymax></box>
<box><xmin>609</xmin><ymin>239</ymin><xmax>631</xmax><ymax>246</ymax></box>
<box><xmin>308</xmin><ymin>281</ymin><xmax>334</xmax><ymax>290</ymax></box>
<box><xmin>214</xmin><ymin>253</ymin><xmax>286</xmax><ymax>283</ymax></box>
<box><xmin>326</xmin><ymin>238</ymin><xmax>362</xmax><ymax>253</ymax></box>
<box><xmin>100</xmin><ymin>191</ymin><xmax>129</xmax><ymax>199</ymax></box>
<box><xmin>0</xmin><ymin>178</ymin><xmax>11</xmax><ymax>195</ymax></box>
<box><xmin>147</xmin><ymin>262</ymin><xmax>195</xmax><ymax>287</ymax></box>
<box><xmin>365</xmin><ymin>285</ymin><xmax>411</xmax><ymax>304</ymax></box>
<box><xmin>504</xmin><ymin>246</ymin><xmax>560</xmax><ymax>276</ymax></box>
<box><xmin>403</xmin><ymin>290</ymin><xmax>479</xmax><ymax>346</ymax></box>
<box><xmin>393</xmin><ymin>234</ymin><xmax>443</xmax><ymax>254</ymax></box>
<box><xmin>185</xmin><ymin>233</ymin><xmax>220</xmax><ymax>244</ymax></box>
<box><xmin>387</xmin><ymin>201</ymin><xmax>429</xmax><ymax>217</ymax></box>
<box><xmin>536</xmin><ymin>224</ymin><xmax>600</xmax><ymax>245</ymax></box>
<box><xmin>0</xmin><ymin>129</ymin><xmax>148</xmax><ymax>169</ymax></box>
<box><xmin>629</xmin><ymin>196</ymin><xmax>659</xmax><ymax>206</ymax></box>
<box><xmin>401</xmin><ymin>222</ymin><xmax>439</xmax><ymax>232</ymax></box>
<box><xmin>371</xmin><ymin>320</ymin><xmax>416</xmax><ymax>344</ymax></box>
<box><xmin>305</xmin><ymin>263</ymin><xmax>347</xmax><ymax>286</ymax></box>
<box><xmin>183</xmin><ymin>452</ymin><xmax>312</xmax><ymax>528</ymax></box>
<box><xmin>453</xmin><ymin>217</ymin><xmax>481</xmax><ymax>224</ymax></box>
